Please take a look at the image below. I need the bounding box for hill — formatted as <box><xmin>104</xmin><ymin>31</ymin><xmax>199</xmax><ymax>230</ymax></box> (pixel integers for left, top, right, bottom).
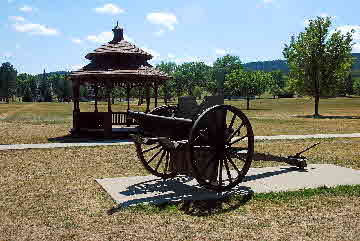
<box><xmin>243</xmin><ymin>59</ymin><xmax>289</xmax><ymax>73</ymax></box>
<box><xmin>243</xmin><ymin>53</ymin><xmax>360</xmax><ymax>73</ymax></box>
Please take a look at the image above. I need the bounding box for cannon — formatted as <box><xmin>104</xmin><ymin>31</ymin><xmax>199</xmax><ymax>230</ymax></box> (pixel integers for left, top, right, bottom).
<box><xmin>129</xmin><ymin>96</ymin><xmax>315</xmax><ymax>192</ymax></box>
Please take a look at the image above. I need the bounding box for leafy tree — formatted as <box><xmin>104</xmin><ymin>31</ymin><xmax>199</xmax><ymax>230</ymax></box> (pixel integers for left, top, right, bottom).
<box><xmin>226</xmin><ymin>70</ymin><xmax>269</xmax><ymax>110</ymax></box>
<box><xmin>208</xmin><ymin>55</ymin><xmax>243</xmax><ymax>96</ymax></box>
<box><xmin>22</xmin><ymin>85</ymin><xmax>33</xmax><ymax>102</ymax></box>
<box><xmin>283</xmin><ymin>16</ymin><xmax>354</xmax><ymax>117</ymax></box>
<box><xmin>268</xmin><ymin>70</ymin><xmax>286</xmax><ymax>98</ymax></box>
<box><xmin>0</xmin><ymin>62</ymin><xmax>17</xmax><ymax>102</ymax></box>
<box><xmin>39</xmin><ymin>70</ymin><xmax>53</xmax><ymax>102</ymax></box>
<box><xmin>353</xmin><ymin>78</ymin><xmax>360</xmax><ymax>95</ymax></box>
<box><xmin>156</xmin><ymin>61</ymin><xmax>177</xmax><ymax>103</ymax></box>
<box><xmin>173</xmin><ymin>62</ymin><xmax>210</xmax><ymax>96</ymax></box>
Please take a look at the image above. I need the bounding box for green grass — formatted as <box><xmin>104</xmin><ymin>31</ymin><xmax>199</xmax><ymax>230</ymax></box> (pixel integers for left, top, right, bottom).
<box><xmin>124</xmin><ymin>185</ymin><xmax>360</xmax><ymax>214</ymax></box>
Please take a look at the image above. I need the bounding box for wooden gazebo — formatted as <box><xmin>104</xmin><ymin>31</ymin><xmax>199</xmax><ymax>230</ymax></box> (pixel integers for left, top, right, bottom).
<box><xmin>69</xmin><ymin>23</ymin><xmax>170</xmax><ymax>138</ymax></box>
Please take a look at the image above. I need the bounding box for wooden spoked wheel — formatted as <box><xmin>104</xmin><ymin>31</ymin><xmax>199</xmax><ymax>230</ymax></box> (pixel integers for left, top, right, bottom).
<box><xmin>189</xmin><ymin>105</ymin><xmax>254</xmax><ymax>192</ymax></box>
<box><xmin>135</xmin><ymin>139</ymin><xmax>178</xmax><ymax>179</ymax></box>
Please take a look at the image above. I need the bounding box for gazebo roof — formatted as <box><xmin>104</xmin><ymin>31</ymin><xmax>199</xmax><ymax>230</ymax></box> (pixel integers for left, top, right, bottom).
<box><xmin>69</xmin><ymin>22</ymin><xmax>170</xmax><ymax>84</ymax></box>
<box><xmin>70</xmin><ymin>65</ymin><xmax>170</xmax><ymax>81</ymax></box>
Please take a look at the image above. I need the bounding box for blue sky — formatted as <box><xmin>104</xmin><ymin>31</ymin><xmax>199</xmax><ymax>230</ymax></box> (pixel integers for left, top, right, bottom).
<box><xmin>1</xmin><ymin>0</ymin><xmax>360</xmax><ymax>74</ymax></box>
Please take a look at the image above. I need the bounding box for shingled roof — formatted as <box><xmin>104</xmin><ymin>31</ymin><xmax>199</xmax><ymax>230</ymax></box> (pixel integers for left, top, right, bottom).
<box><xmin>69</xmin><ymin>23</ymin><xmax>170</xmax><ymax>84</ymax></box>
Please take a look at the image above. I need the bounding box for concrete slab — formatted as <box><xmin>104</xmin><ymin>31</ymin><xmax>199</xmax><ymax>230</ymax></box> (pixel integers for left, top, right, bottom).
<box><xmin>96</xmin><ymin>164</ymin><xmax>360</xmax><ymax>207</ymax></box>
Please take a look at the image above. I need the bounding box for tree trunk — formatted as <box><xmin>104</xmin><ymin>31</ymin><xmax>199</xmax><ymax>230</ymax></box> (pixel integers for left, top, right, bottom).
<box><xmin>313</xmin><ymin>68</ymin><xmax>321</xmax><ymax>118</ymax></box>
<box><xmin>246</xmin><ymin>96</ymin><xmax>250</xmax><ymax>110</ymax></box>
<box><xmin>314</xmin><ymin>94</ymin><xmax>320</xmax><ymax>117</ymax></box>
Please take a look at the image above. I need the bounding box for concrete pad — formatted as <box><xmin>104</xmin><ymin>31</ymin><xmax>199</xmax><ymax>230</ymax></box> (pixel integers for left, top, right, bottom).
<box><xmin>96</xmin><ymin>164</ymin><xmax>360</xmax><ymax>207</ymax></box>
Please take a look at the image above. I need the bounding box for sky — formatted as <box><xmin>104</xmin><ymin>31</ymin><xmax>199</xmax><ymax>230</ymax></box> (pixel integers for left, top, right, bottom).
<box><xmin>1</xmin><ymin>0</ymin><xmax>360</xmax><ymax>74</ymax></box>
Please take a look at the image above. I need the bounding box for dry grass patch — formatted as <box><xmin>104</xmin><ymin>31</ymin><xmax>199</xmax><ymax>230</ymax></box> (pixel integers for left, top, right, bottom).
<box><xmin>1</xmin><ymin>140</ymin><xmax>360</xmax><ymax>240</ymax></box>
<box><xmin>252</xmin><ymin>138</ymin><xmax>360</xmax><ymax>169</ymax></box>
<box><xmin>1</xmin><ymin>97</ymin><xmax>360</xmax><ymax>144</ymax></box>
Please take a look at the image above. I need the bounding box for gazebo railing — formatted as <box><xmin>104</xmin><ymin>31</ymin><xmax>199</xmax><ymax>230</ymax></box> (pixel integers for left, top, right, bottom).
<box><xmin>111</xmin><ymin>112</ymin><xmax>136</xmax><ymax>126</ymax></box>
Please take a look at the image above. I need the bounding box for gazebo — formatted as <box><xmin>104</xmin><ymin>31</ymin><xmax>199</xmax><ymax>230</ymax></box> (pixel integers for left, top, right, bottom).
<box><xmin>69</xmin><ymin>23</ymin><xmax>170</xmax><ymax>138</ymax></box>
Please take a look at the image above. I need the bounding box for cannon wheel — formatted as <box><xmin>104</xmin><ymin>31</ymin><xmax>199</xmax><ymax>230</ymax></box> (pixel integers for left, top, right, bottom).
<box><xmin>150</xmin><ymin>105</ymin><xmax>177</xmax><ymax>117</ymax></box>
<box><xmin>135</xmin><ymin>139</ymin><xmax>178</xmax><ymax>179</ymax></box>
<box><xmin>189</xmin><ymin>105</ymin><xmax>254</xmax><ymax>192</ymax></box>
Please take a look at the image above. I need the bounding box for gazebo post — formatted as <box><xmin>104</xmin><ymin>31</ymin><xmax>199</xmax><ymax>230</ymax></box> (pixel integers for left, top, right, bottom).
<box><xmin>72</xmin><ymin>80</ymin><xmax>81</xmax><ymax>134</ymax></box>
<box><xmin>94</xmin><ymin>85</ymin><xmax>98</xmax><ymax>112</ymax></box>
<box><xmin>104</xmin><ymin>80</ymin><xmax>112</xmax><ymax>139</ymax></box>
<box><xmin>126</xmin><ymin>84</ymin><xmax>130</xmax><ymax>111</ymax></box>
<box><xmin>164</xmin><ymin>82</ymin><xmax>168</xmax><ymax>105</ymax></box>
<box><xmin>154</xmin><ymin>83</ymin><xmax>158</xmax><ymax>108</ymax></box>
<box><xmin>106</xmin><ymin>80</ymin><xmax>112</xmax><ymax>113</ymax></box>
<box><xmin>145</xmin><ymin>85</ymin><xmax>151</xmax><ymax>113</ymax></box>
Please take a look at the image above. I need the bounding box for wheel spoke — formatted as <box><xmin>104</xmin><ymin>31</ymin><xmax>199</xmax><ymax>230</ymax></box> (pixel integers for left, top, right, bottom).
<box><xmin>225</xmin><ymin>153</ymin><xmax>241</xmax><ymax>175</ymax></box>
<box><xmin>154</xmin><ymin>149</ymin><xmax>166</xmax><ymax>171</ymax></box>
<box><xmin>147</xmin><ymin>147</ymin><xmax>163</xmax><ymax>164</ymax></box>
<box><xmin>219</xmin><ymin>159</ymin><xmax>223</xmax><ymax>187</ymax></box>
<box><xmin>228</xmin><ymin>123</ymin><xmax>244</xmax><ymax>142</ymax></box>
<box><xmin>229</xmin><ymin>135</ymin><xmax>248</xmax><ymax>146</ymax></box>
<box><xmin>203</xmin><ymin>153</ymin><xmax>217</xmax><ymax>172</ymax></box>
<box><xmin>229</xmin><ymin>114</ymin><xmax>237</xmax><ymax>130</ymax></box>
<box><xmin>224</xmin><ymin>158</ymin><xmax>233</xmax><ymax>184</ymax></box>
<box><xmin>142</xmin><ymin>144</ymin><xmax>161</xmax><ymax>154</ymax></box>
<box><xmin>193</xmin><ymin>128</ymin><xmax>208</xmax><ymax>144</ymax></box>
<box><xmin>164</xmin><ymin>151</ymin><xmax>170</xmax><ymax>174</ymax></box>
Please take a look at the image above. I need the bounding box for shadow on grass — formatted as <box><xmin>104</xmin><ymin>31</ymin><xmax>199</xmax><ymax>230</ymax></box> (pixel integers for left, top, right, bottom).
<box><xmin>106</xmin><ymin>166</ymin><xmax>303</xmax><ymax>216</ymax></box>
<box><xmin>295</xmin><ymin>115</ymin><xmax>360</xmax><ymax>119</ymax></box>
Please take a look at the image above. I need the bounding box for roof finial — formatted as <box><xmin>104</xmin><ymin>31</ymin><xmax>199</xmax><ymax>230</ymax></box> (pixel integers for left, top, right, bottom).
<box><xmin>111</xmin><ymin>21</ymin><xmax>124</xmax><ymax>43</ymax></box>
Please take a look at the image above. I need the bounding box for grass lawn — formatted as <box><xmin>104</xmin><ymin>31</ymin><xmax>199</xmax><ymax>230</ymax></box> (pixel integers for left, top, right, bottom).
<box><xmin>0</xmin><ymin>96</ymin><xmax>360</xmax><ymax>144</ymax></box>
<box><xmin>1</xmin><ymin>138</ymin><xmax>359</xmax><ymax>240</ymax></box>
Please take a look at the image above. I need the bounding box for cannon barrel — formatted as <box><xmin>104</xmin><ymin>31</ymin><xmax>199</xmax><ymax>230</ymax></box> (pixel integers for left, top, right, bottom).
<box><xmin>128</xmin><ymin>110</ymin><xmax>193</xmax><ymax>139</ymax></box>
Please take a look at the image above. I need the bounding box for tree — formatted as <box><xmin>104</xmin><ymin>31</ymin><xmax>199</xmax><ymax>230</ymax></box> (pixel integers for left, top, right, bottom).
<box><xmin>39</xmin><ymin>70</ymin><xmax>53</xmax><ymax>102</ymax></box>
<box><xmin>156</xmin><ymin>61</ymin><xmax>177</xmax><ymax>103</ymax></box>
<box><xmin>353</xmin><ymin>78</ymin><xmax>360</xmax><ymax>95</ymax></box>
<box><xmin>226</xmin><ymin>70</ymin><xmax>269</xmax><ymax>110</ymax></box>
<box><xmin>208</xmin><ymin>55</ymin><xmax>243</xmax><ymax>96</ymax></box>
<box><xmin>0</xmin><ymin>62</ymin><xmax>17</xmax><ymax>102</ymax></box>
<box><xmin>268</xmin><ymin>70</ymin><xmax>286</xmax><ymax>98</ymax></box>
<box><xmin>283</xmin><ymin>16</ymin><xmax>354</xmax><ymax>117</ymax></box>
<box><xmin>173</xmin><ymin>62</ymin><xmax>210</xmax><ymax>96</ymax></box>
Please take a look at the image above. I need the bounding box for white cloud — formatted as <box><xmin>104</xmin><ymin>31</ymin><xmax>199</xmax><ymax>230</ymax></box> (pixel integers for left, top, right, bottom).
<box><xmin>155</xmin><ymin>29</ymin><xmax>165</xmax><ymax>37</ymax></box>
<box><xmin>167</xmin><ymin>53</ymin><xmax>175</xmax><ymax>59</ymax></box>
<box><xmin>87</xmin><ymin>31</ymin><xmax>133</xmax><ymax>43</ymax></box>
<box><xmin>353</xmin><ymin>43</ymin><xmax>360</xmax><ymax>53</ymax></box>
<box><xmin>141</xmin><ymin>47</ymin><xmax>160</xmax><ymax>60</ymax></box>
<box><xmin>257</xmin><ymin>0</ymin><xmax>275</xmax><ymax>7</ymax></box>
<box><xmin>71</xmin><ymin>38</ymin><xmax>82</xmax><ymax>44</ymax></box>
<box><xmin>173</xmin><ymin>56</ymin><xmax>201</xmax><ymax>64</ymax></box>
<box><xmin>215</xmin><ymin>48</ymin><xmax>227</xmax><ymax>56</ymax></box>
<box><xmin>146</xmin><ymin>12</ymin><xmax>178</xmax><ymax>31</ymax></box>
<box><xmin>9</xmin><ymin>16</ymin><xmax>25</xmax><ymax>22</ymax></box>
<box><xmin>87</xmin><ymin>32</ymin><xmax>112</xmax><ymax>43</ymax></box>
<box><xmin>12</xmin><ymin>23</ymin><xmax>59</xmax><ymax>36</ymax></box>
<box><xmin>336</xmin><ymin>25</ymin><xmax>360</xmax><ymax>41</ymax></box>
<box><xmin>19</xmin><ymin>5</ymin><xmax>34</xmax><ymax>12</ymax></box>
<box><xmin>95</xmin><ymin>4</ymin><xmax>124</xmax><ymax>15</ymax></box>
